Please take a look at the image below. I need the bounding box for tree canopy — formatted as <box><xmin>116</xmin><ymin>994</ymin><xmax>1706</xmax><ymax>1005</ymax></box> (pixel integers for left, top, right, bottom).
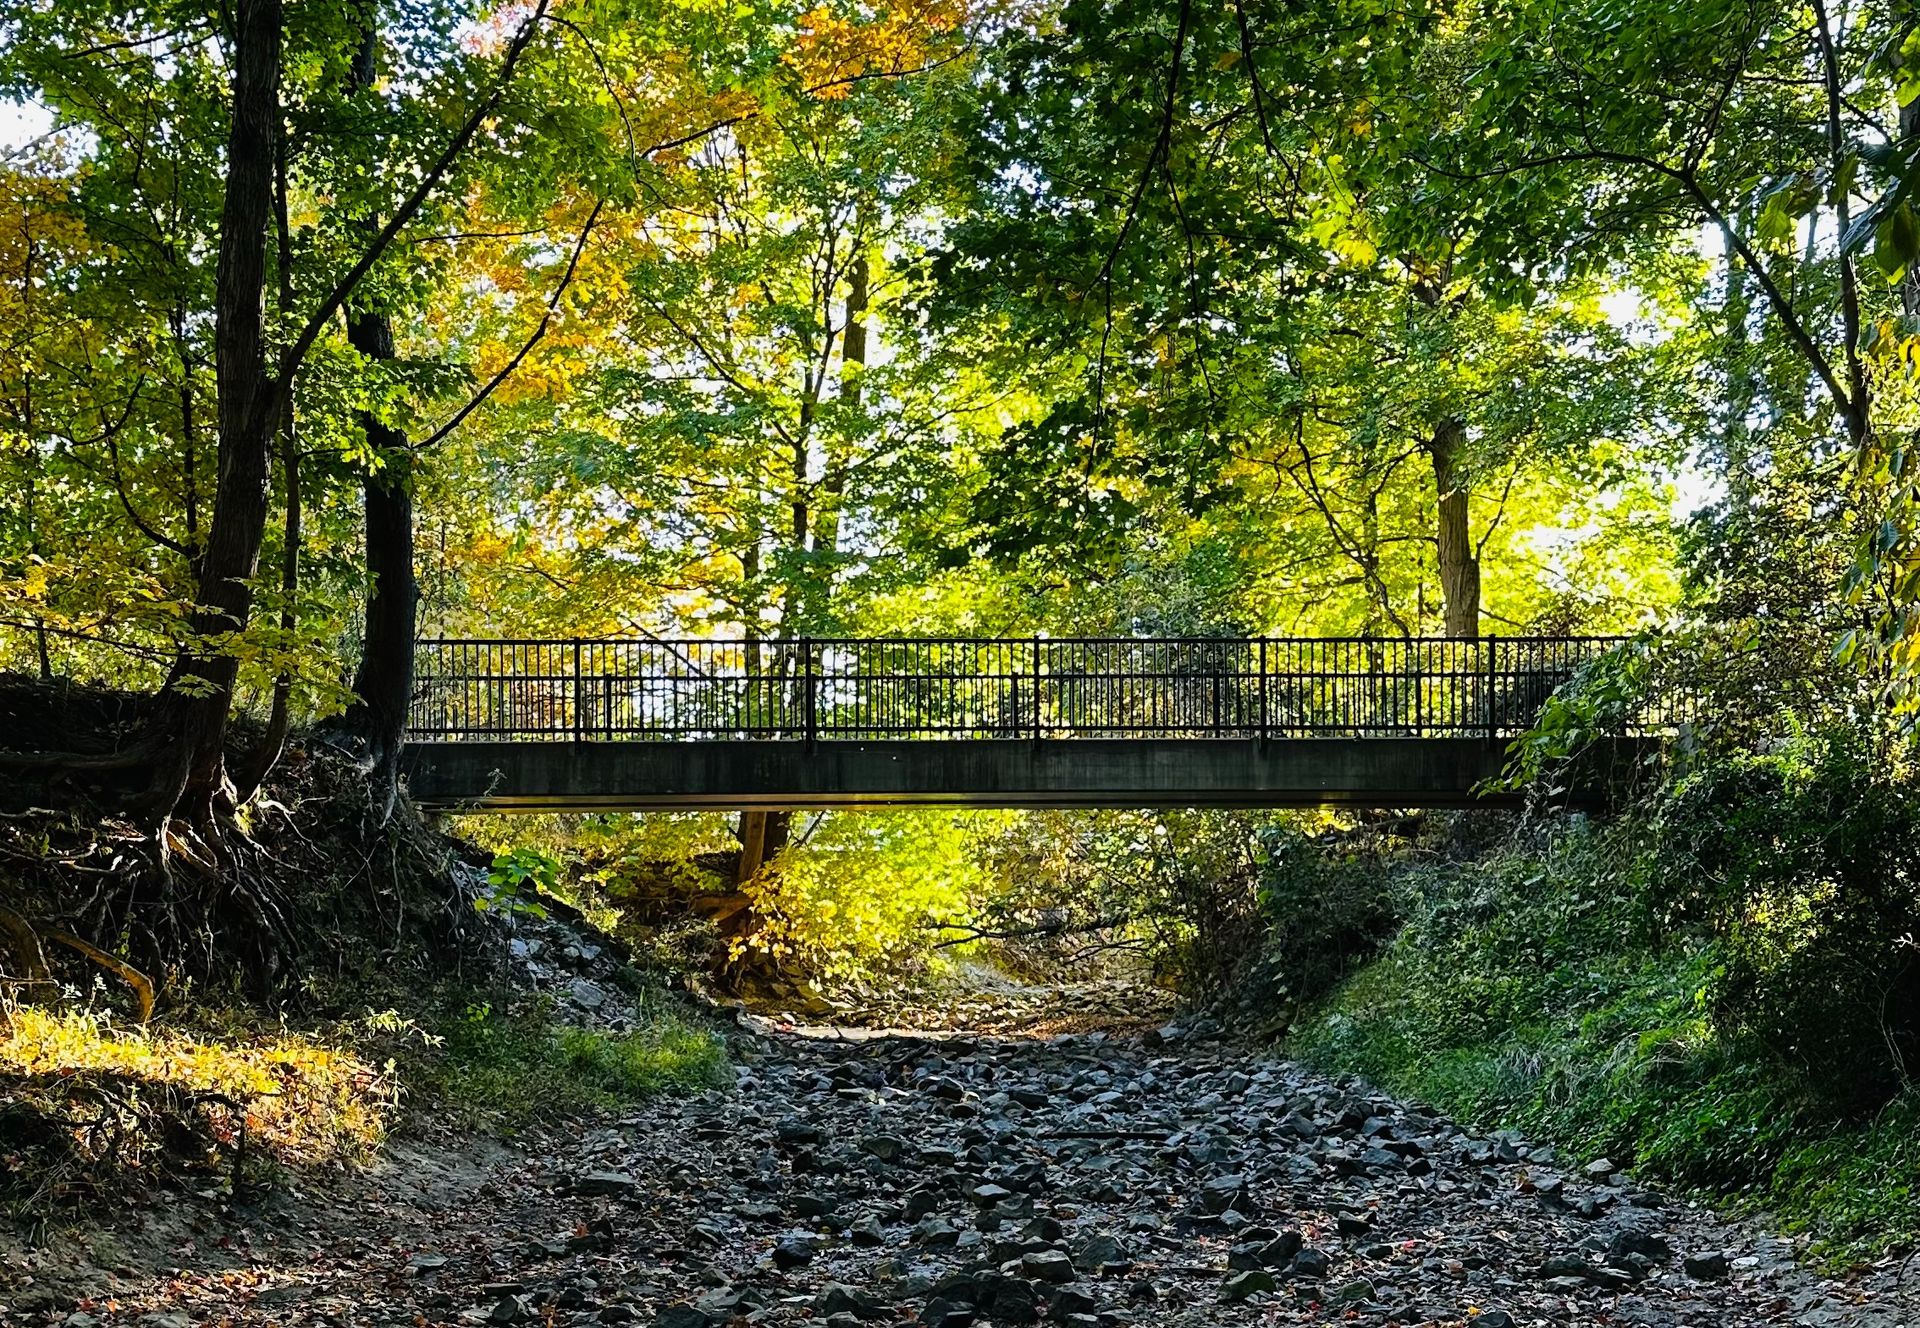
<box><xmin>0</xmin><ymin>0</ymin><xmax>1914</xmax><ymax>815</ymax></box>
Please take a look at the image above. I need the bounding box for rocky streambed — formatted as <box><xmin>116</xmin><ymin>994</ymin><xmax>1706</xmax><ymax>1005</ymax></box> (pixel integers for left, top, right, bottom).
<box><xmin>6</xmin><ymin>1020</ymin><xmax>1908</xmax><ymax>1328</ymax></box>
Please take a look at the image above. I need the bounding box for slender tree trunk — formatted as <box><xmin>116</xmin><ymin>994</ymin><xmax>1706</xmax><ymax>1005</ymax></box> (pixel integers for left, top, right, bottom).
<box><xmin>1904</xmin><ymin>93</ymin><xmax>1920</xmax><ymax>323</ymax></box>
<box><xmin>739</xmin><ymin>248</ymin><xmax>869</xmax><ymax>891</ymax></box>
<box><xmin>812</xmin><ymin>249</ymin><xmax>866</xmax><ymax>561</ymax></box>
<box><xmin>1721</xmin><ymin>208</ymin><xmax>1757</xmax><ymax>509</ymax></box>
<box><xmin>734</xmin><ymin>545</ymin><xmax>771</xmax><ymax>887</ymax></box>
<box><xmin>19</xmin><ymin>227</ymin><xmax>52</xmax><ymax>680</ymax></box>
<box><xmin>341</xmin><ymin>18</ymin><xmax>418</xmax><ymax>815</ymax></box>
<box><xmin>1428</xmin><ymin>416</ymin><xmax>1480</xmax><ymax>638</ymax></box>
<box><xmin>148</xmin><ymin>0</ymin><xmax>284</xmax><ymax>819</ymax></box>
<box><xmin>343</xmin><ymin>308</ymin><xmax>417</xmax><ymax>802</ymax></box>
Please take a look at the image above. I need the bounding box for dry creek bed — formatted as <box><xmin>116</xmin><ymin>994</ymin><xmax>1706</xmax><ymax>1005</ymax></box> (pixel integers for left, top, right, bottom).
<box><xmin>3</xmin><ymin>1017</ymin><xmax>1914</xmax><ymax>1328</ymax></box>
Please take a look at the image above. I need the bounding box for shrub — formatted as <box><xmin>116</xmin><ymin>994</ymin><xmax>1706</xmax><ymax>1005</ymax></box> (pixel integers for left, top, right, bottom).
<box><xmin>1225</xmin><ymin>823</ymin><xmax>1403</xmax><ymax>1028</ymax></box>
<box><xmin>1651</xmin><ymin>730</ymin><xmax>1920</xmax><ymax>1107</ymax></box>
<box><xmin>1290</xmin><ymin>730</ymin><xmax>1920</xmax><ymax>1256</ymax></box>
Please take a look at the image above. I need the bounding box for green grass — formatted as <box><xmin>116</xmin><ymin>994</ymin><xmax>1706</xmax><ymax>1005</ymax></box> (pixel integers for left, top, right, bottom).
<box><xmin>409</xmin><ymin>996</ymin><xmax>730</xmax><ymax>1128</ymax></box>
<box><xmin>1287</xmin><ymin>858</ymin><xmax>1920</xmax><ymax>1262</ymax></box>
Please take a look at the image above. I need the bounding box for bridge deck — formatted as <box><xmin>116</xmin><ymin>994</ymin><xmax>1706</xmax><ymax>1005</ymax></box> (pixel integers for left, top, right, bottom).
<box><xmin>401</xmin><ymin>736</ymin><xmax>1656</xmax><ymax>811</ymax></box>
<box><xmin>403</xmin><ymin>636</ymin><xmax>1674</xmax><ymax>811</ymax></box>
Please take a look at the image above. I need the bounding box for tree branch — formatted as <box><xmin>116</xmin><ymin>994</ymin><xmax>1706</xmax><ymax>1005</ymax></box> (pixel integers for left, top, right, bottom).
<box><xmin>415</xmin><ymin>196</ymin><xmax>604</xmax><ymax>451</ymax></box>
<box><xmin>268</xmin><ymin>0</ymin><xmax>553</xmax><ymax>418</ymax></box>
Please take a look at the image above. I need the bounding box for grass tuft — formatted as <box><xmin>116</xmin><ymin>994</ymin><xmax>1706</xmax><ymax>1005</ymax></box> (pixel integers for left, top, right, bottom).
<box><xmin>413</xmin><ymin>997</ymin><xmax>729</xmax><ymax>1128</ymax></box>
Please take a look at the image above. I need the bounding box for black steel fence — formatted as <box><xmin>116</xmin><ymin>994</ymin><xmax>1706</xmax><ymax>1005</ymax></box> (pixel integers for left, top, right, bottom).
<box><xmin>408</xmin><ymin>636</ymin><xmax>1682</xmax><ymax>742</ymax></box>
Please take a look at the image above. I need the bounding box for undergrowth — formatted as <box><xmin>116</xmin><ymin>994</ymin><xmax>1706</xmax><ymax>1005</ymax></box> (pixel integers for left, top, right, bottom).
<box><xmin>0</xmin><ymin>1006</ymin><xmax>392</xmax><ymax>1206</ymax></box>
<box><xmin>0</xmin><ymin>985</ymin><xmax>729</xmax><ymax>1222</ymax></box>
<box><xmin>1287</xmin><ymin>737</ymin><xmax>1920</xmax><ymax>1260</ymax></box>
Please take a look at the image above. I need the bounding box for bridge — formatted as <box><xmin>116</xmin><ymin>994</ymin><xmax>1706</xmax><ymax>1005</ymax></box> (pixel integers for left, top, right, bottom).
<box><xmin>398</xmin><ymin>635</ymin><xmax>1675</xmax><ymax>811</ymax></box>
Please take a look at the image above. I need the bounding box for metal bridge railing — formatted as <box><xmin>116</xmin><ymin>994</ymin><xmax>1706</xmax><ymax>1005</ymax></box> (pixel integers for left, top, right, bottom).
<box><xmin>407</xmin><ymin>636</ymin><xmax>1681</xmax><ymax>743</ymax></box>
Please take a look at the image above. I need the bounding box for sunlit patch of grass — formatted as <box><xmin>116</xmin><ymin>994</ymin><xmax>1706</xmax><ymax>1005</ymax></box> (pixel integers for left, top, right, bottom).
<box><xmin>415</xmin><ymin>999</ymin><xmax>729</xmax><ymax>1128</ymax></box>
<box><xmin>0</xmin><ymin>1006</ymin><xmax>394</xmax><ymax>1189</ymax></box>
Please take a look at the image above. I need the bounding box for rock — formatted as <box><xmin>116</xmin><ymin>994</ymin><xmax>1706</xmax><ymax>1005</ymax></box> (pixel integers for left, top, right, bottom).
<box><xmin>919</xmin><ymin>1298</ymin><xmax>972</xmax><ymax>1327</ymax></box>
<box><xmin>1197</xmin><ymin>1173</ymin><xmax>1254</xmax><ymax>1216</ymax></box>
<box><xmin>914</xmin><ymin>1215</ymin><xmax>959</xmax><ymax>1246</ymax></box>
<box><xmin>1048</xmin><ymin>1287</ymin><xmax>1098</xmax><ymax>1321</ymax></box>
<box><xmin>862</xmin><ymin>1134</ymin><xmax>908</xmax><ymax>1162</ymax></box>
<box><xmin>653</xmin><ymin>1308</ymin><xmax>707</xmax><ymax>1328</ymax></box>
<box><xmin>1221</xmin><ymin>1270</ymin><xmax>1276</xmax><ymax>1301</ymax></box>
<box><xmin>1684</xmin><ymin>1251</ymin><xmax>1730</xmax><ymax>1280</ymax></box>
<box><xmin>570</xmin><ymin>978</ymin><xmax>607</xmax><ymax>1010</ymax></box>
<box><xmin>772</xmin><ymin>1234</ymin><xmax>816</xmax><ymax>1269</ymax></box>
<box><xmin>1289</xmin><ymin>1247</ymin><xmax>1331</xmax><ymax>1279</ymax></box>
<box><xmin>989</xmin><ymin>1277</ymin><xmax>1041</xmax><ymax>1324</ymax></box>
<box><xmin>576</xmin><ymin>1170</ymin><xmax>640</xmax><ymax>1197</ymax></box>
<box><xmin>1333</xmin><ymin>1277</ymin><xmax>1374</xmax><ymax>1304</ymax></box>
<box><xmin>775</xmin><ymin>1117</ymin><xmax>821</xmax><ymax>1145</ymax></box>
<box><xmin>817</xmin><ymin>1284</ymin><xmax>881</xmax><ymax>1319</ymax></box>
<box><xmin>1071</xmin><ymin>1233</ymin><xmax>1129</xmax><ymax>1272</ymax></box>
<box><xmin>1254</xmin><ymin>1230</ymin><xmax>1304</xmax><ymax>1268</ymax></box>
<box><xmin>929</xmin><ymin>1272</ymin><xmax>982</xmax><ymax>1305</ymax></box>
<box><xmin>1021</xmin><ymin>1250</ymin><xmax>1076</xmax><ymax>1284</ymax></box>
<box><xmin>488</xmin><ymin>1297</ymin><xmax>528</xmax><ymax>1324</ymax></box>
<box><xmin>1541</xmin><ymin>1254</ymin><xmax>1593</xmax><ymax>1280</ymax></box>
<box><xmin>1609</xmin><ymin>1229</ymin><xmax>1674</xmax><ymax>1264</ymax></box>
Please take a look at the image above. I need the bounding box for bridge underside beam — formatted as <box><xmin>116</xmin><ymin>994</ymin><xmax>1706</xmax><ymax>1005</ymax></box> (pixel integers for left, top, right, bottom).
<box><xmin>401</xmin><ymin>738</ymin><xmax>1654</xmax><ymax>812</ymax></box>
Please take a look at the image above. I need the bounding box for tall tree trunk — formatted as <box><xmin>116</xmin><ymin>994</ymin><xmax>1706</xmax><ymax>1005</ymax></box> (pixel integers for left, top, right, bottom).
<box><xmin>233</xmin><ymin>130</ymin><xmax>301</xmax><ymax>801</ymax></box>
<box><xmin>1428</xmin><ymin>416</ymin><xmax>1480</xmax><ymax>638</ymax></box>
<box><xmin>148</xmin><ymin>0</ymin><xmax>284</xmax><ymax>820</ymax></box>
<box><xmin>19</xmin><ymin>227</ymin><xmax>52</xmax><ymax>680</ymax></box>
<box><xmin>1904</xmin><ymin>91</ymin><xmax>1920</xmax><ymax>323</ymax></box>
<box><xmin>811</xmin><ymin>249</ymin><xmax>866</xmax><ymax>562</ymax></box>
<box><xmin>341</xmin><ymin>18</ymin><xmax>418</xmax><ymax>816</ymax></box>
<box><xmin>737</xmin><ymin>248</ymin><xmax>869</xmax><ymax>892</ymax></box>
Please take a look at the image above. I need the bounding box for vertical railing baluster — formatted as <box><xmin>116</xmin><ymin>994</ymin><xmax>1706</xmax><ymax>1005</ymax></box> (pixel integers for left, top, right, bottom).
<box><xmin>1414</xmin><ymin>640</ymin><xmax>1425</xmax><ymax>736</ymax></box>
<box><xmin>1485</xmin><ymin>633</ymin><xmax>1500</xmax><ymax>745</ymax></box>
<box><xmin>1257</xmin><ymin>637</ymin><xmax>1268</xmax><ymax>748</ymax></box>
<box><xmin>1032</xmin><ymin>635</ymin><xmax>1043</xmax><ymax>742</ymax></box>
<box><xmin>572</xmin><ymin>641</ymin><xmax>584</xmax><ymax>742</ymax></box>
<box><xmin>803</xmin><ymin>636</ymin><xmax>816</xmax><ymax>750</ymax></box>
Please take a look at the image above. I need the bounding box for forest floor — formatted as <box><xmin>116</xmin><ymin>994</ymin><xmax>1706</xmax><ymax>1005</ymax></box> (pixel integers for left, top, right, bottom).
<box><xmin>3</xmin><ymin>991</ymin><xmax>1913</xmax><ymax>1328</ymax></box>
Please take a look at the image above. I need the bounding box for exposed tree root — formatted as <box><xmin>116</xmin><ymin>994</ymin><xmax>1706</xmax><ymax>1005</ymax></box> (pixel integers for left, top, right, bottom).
<box><xmin>43</xmin><ymin>930</ymin><xmax>155</xmax><ymax>1024</ymax></box>
<box><xmin>0</xmin><ymin>673</ymin><xmax>502</xmax><ymax>1008</ymax></box>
